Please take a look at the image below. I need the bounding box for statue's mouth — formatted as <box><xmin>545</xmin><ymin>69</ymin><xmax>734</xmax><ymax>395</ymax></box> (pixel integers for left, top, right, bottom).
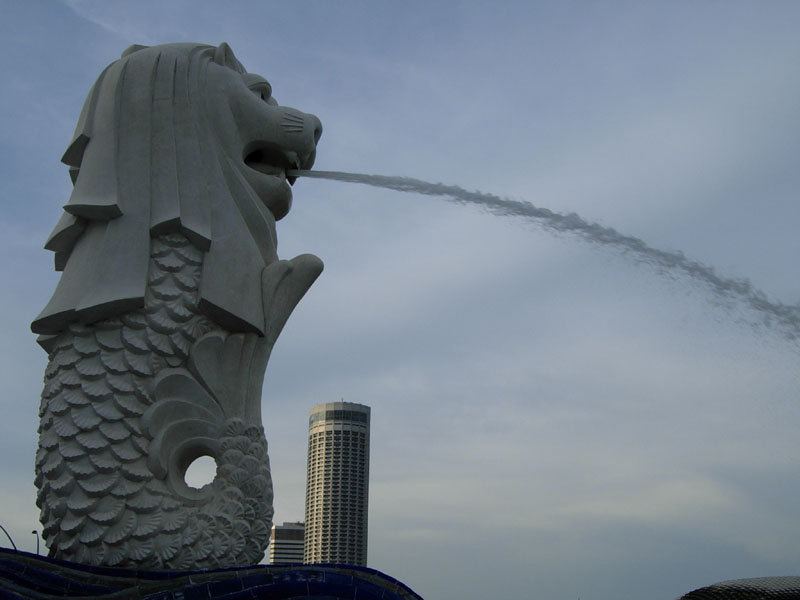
<box><xmin>244</xmin><ymin>145</ymin><xmax>301</xmax><ymax>185</ymax></box>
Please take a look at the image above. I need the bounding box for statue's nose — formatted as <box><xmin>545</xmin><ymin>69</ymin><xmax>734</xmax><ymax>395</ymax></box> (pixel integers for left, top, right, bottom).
<box><xmin>309</xmin><ymin>114</ymin><xmax>322</xmax><ymax>146</ymax></box>
<box><xmin>298</xmin><ymin>112</ymin><xmax>321</xmax><ymax>170</ymax></box>
<box><xmin>280</xmin><ymin>108</ymin><xmax>321</xmax><ymax>145</ymax></box>
<box><xmin>278</xmin><ymin>108</ymin><xmax>322</xmax><ymax>170</ymax></box>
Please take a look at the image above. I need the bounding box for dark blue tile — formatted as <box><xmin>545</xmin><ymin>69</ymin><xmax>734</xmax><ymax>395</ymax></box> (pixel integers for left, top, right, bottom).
<box><xmin>142</xmin><ymin>591</ymin><xmax>177</xmax><ymax>600</ymax></box>
<box><xmin>322</xmin><ymin>572</ymin><xmax>354</xmax><ymax>587</ymax></box>
<box><xmin>183</xmin><ymin>583</ymin><xmax>212</xmax><ymax>600</ymax></box>
<box><xmin>308</xmin><ymin>580</ymin><xmax>358</xmax><ymax>598</ymax></box>
<box><xmin>0</xmin><ymin>589</ymin><xmax>30</xmax><ymax>600</ymax></box>
<box><xmin>208</xmin><ymin>576</ymin><xmax>244</xmax><ymax>597</ymax></box>
<box><xmin>239</xmin><ymin>572</ymin><xmax>274</xmax><ymax>589</ymax></box>
<box><xmin>353</xmin><ymin>579</ymin><xmax>387</xmax><ymax>599</ymax></box>
<box><xmin>243</xmin><ymin>581</ymin><xmax>309</xmax><ymax>599</ymax></box>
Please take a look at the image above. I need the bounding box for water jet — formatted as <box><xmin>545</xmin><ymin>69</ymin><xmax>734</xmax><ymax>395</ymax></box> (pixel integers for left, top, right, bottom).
<box><xmin>288</xmin><ymin>169</ymin><xmax>800</xmax><ymax>343</ymax></box>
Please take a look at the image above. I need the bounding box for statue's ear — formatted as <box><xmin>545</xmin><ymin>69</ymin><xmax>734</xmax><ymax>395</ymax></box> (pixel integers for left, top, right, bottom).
<box><xmin>121</xmin><ymin>44</ymin><xmax>148</xmax><ymax>58</ymax></box>
<box><xmin>214</xmin><ymin>42</ymin><xmax>242</xmax><ymax>70</ymax></box>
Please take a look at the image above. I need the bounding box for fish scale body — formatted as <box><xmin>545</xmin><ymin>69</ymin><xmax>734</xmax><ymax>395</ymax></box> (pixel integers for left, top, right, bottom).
<box><xmin>35</xmin><ymin>233</ymin><xmax>273</xmax><ymax>568</ymax></box>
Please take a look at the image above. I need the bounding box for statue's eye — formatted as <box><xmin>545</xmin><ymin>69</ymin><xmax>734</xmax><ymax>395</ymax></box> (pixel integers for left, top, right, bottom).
<box><xmin>243</xmin><ymin>73</ymin><xmax>274</xmax><ymax>104</ymax></box>
<box><xmin>249</xmin><ymin>82</ymin><xmax>272</xmax><ymax>103</ymax></box>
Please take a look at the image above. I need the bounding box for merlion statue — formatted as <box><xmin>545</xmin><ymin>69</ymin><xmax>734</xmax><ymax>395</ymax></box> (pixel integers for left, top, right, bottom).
<box><xmin>31</xmin><ymin>42</ymin><xmax>323</xmax><ymax>569</ymax></box>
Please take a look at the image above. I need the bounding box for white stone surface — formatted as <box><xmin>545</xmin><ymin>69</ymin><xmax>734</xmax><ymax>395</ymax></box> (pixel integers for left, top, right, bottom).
<box><xmin>32</xmin><ymin>42</ymin><xmax>323</xmax><ymax>569</ymax></box>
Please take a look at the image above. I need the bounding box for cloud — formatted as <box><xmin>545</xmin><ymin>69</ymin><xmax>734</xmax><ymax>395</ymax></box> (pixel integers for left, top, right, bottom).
<box><xmin>62</xmin><ymin>0</ymin><xmax>185</xmax><ymax>44</ymax></box>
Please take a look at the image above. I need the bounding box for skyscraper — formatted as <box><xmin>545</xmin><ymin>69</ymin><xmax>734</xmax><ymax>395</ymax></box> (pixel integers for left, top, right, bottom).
<box><xmin>268</xmin><ymin>522</ymin><xmax>305</xmax><ymax>564</ymax></box>
<box><xmin>304</xmin><ymin>402</ymin><xmax>370</xmax><ymax>565</ymax></box>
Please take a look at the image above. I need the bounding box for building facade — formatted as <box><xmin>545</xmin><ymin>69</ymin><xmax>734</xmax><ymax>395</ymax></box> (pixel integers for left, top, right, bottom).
<box><xmin>304</xmin><ymin>402</ymin><xmax>371</xmax><ymax>566</ymax></box>
<box><xmin>268</xmin><ymin>522</ymin><xmax>305</xmax><ymax>564</ymax></box>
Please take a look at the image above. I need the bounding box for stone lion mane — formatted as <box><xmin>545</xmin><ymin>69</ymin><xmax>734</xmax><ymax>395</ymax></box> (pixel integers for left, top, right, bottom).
<box><xmin>33</xmin><ymin>42</ymin><xmax>285</xmax><ymax>339</ymax></box>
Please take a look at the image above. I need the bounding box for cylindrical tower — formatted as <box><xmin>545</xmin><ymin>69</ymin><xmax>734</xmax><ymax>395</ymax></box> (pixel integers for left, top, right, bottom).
<box><xmin>304</xmin><ymin>402</ymin><xmax>370</xmax><ymax>565</ymax></box>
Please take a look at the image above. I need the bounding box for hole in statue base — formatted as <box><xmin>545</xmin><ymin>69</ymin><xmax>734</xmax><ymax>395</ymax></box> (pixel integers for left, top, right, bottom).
<box><xmin>184</xmin><ymin>455</ymin><xmax>217</xmax><ymax>489</ymax></box>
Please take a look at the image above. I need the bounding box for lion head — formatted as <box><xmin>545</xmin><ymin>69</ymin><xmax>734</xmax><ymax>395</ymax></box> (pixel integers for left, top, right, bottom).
<box><xmin>32</xmin><ymin>42</ymin><xmax>322</xmax><ymax>338</ymax></box>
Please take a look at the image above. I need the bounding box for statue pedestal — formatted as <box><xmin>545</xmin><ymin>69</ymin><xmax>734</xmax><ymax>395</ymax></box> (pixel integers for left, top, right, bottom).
<box><xmin>0</xmin><ymin>548</ymin><xmax>424</xmax><ymax>599</ymax></box>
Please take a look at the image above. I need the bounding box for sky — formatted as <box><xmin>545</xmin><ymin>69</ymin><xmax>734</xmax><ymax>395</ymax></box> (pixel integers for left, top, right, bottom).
<box><xmin>1</xmin><ymin>2</ymin><xmax>799</xmax><ymax>599</ymax></box>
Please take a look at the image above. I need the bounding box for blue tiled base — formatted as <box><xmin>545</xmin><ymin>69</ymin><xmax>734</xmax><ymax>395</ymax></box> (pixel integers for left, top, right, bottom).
<box><xmin>0</xmin><ymin>548</ymin><xmax>424</xmax><ymax>599</ymax></box>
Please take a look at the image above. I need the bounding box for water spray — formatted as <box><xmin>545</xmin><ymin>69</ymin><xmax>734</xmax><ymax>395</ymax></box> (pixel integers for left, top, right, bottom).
<box><xmin>287</xmin><ymin>169</ymin><xmax>800</xmax><ymax>343</ymax></box>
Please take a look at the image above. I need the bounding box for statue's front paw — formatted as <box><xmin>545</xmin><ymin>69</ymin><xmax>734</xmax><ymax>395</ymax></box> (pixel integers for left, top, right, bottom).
<box><xmin>261</xmin><ymin>254</ymin><xmax>323</xmax><ymax>348</ymax></box>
